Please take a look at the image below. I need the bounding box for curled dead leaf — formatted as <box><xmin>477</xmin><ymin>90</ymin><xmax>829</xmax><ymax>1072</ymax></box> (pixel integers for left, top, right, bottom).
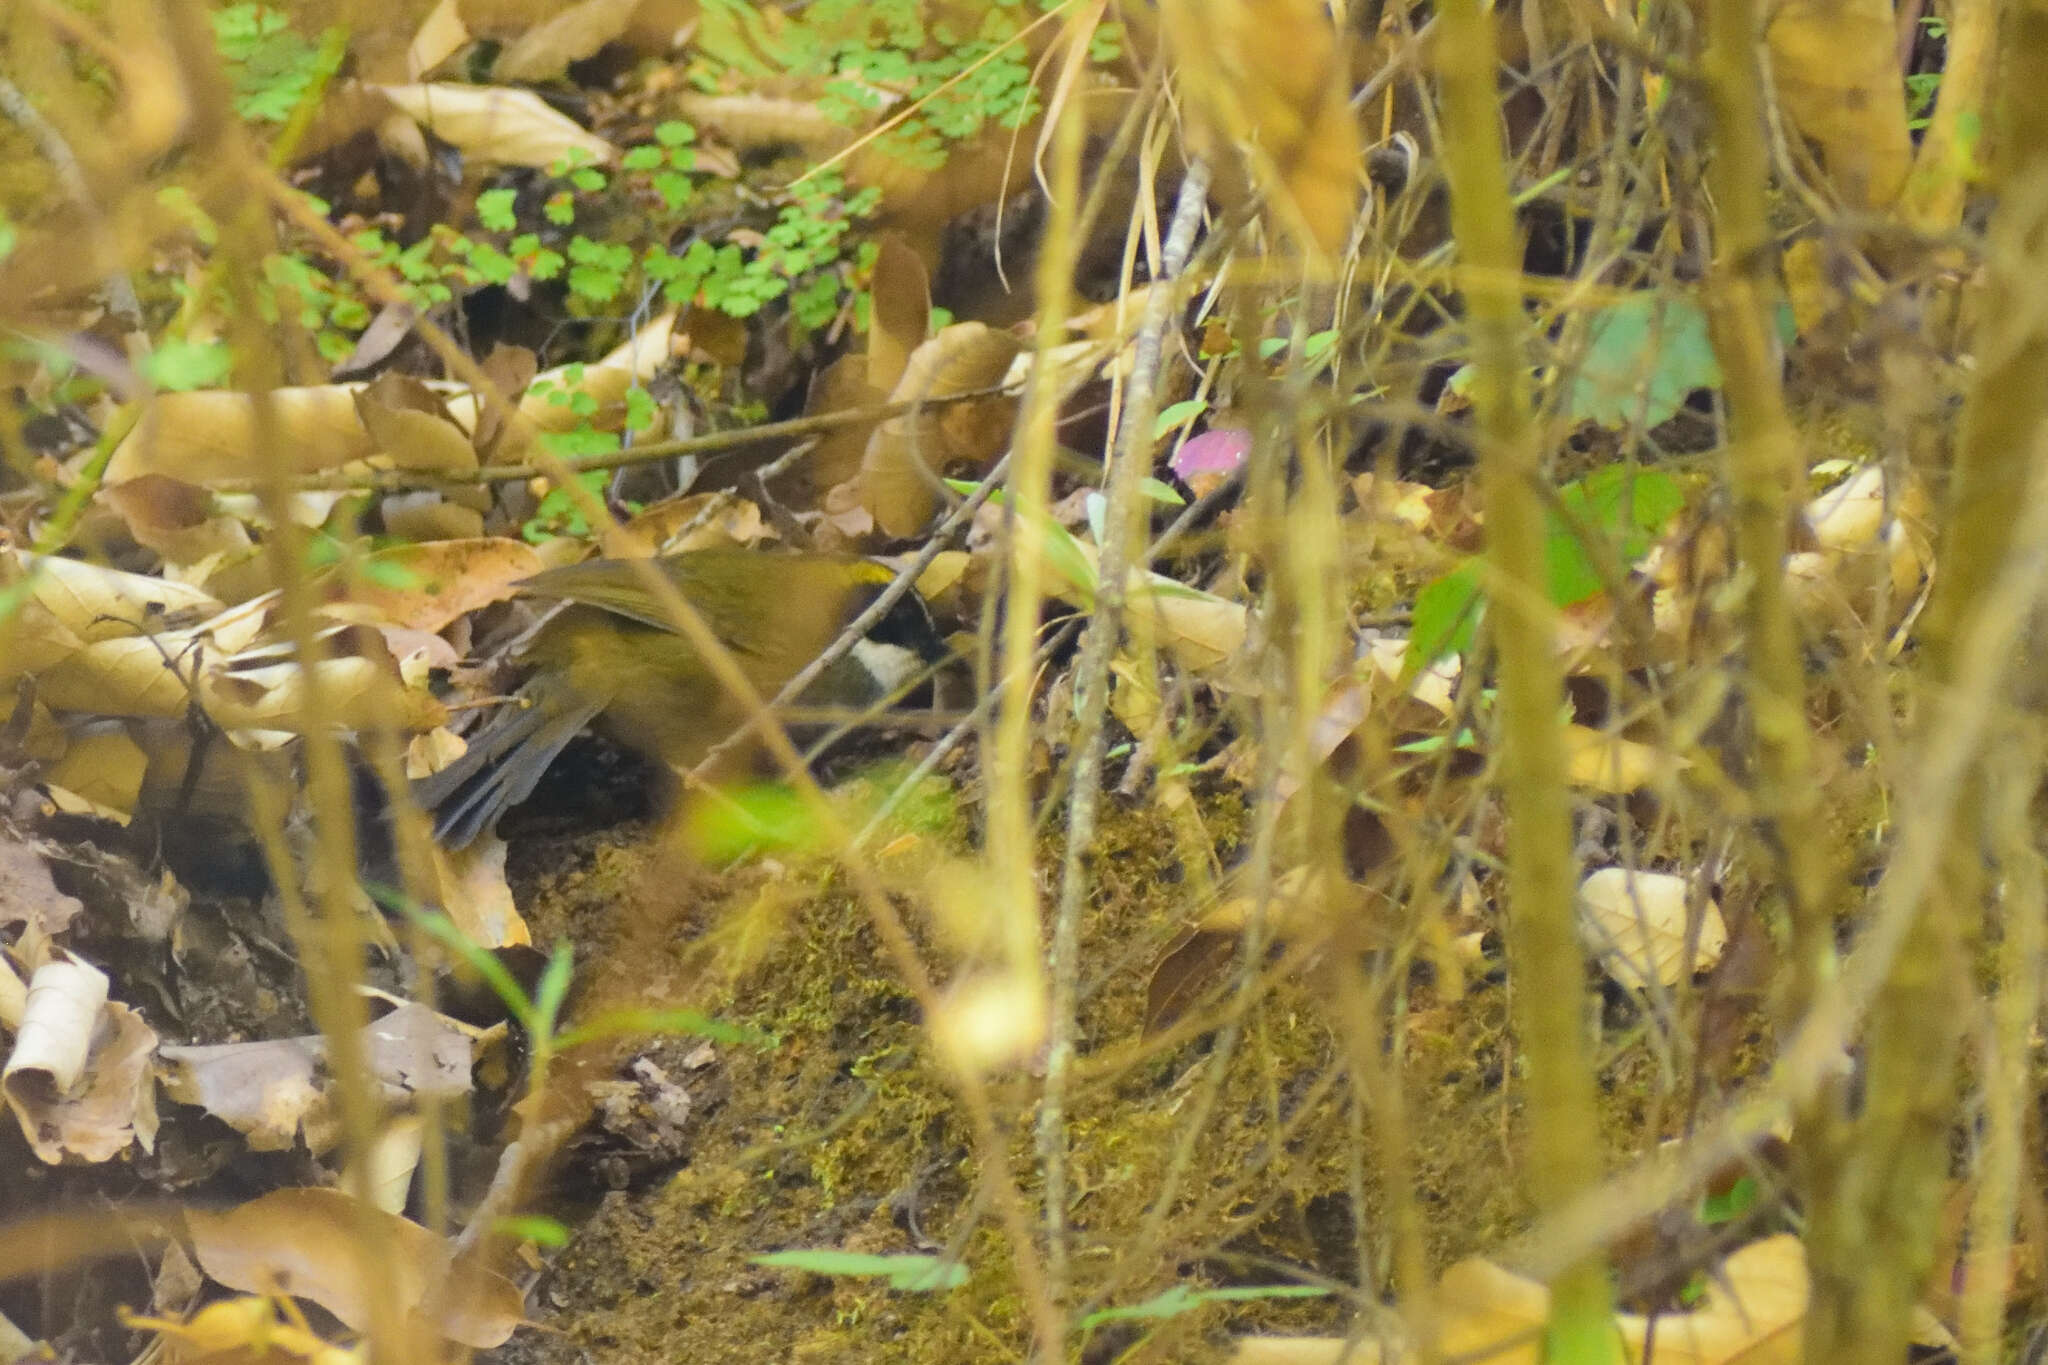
<box><xmin>371</xmin><ymin>82</ymin><xmax>618</xmax><ymax>169</ymax></box>
<box><xmin>185</xmin><ymin>1188</ymin><xmax>524</xmax><ymax>1349</ymax></box>
<box><xmin>858</xmin><ymin>323</ymin><xmax>1024</xmax><ymax>536</ymax></box>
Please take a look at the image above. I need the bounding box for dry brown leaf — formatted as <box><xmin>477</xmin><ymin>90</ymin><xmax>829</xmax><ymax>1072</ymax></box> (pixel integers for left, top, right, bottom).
<box><xmin>36</xmin><ymin>635</ymin><xmax>215</xmax><ymax>721</ymax></box>
<box><xmin>353</xmin><ymin>373</ymin><xmax>480</xmax><ymax>476</ymax></box>
<box><xmin>619</xmin><ymin>493</ymin><xmax>767</xmax><ymax>555</ymax></box>
<box><xmin>510</xmin><ymin>312</ymin><xmax>677</xmax><ymax>447</ymax></box>
<box><xmin>492</xmin><ymin>0</ymin><xmax>644</xmax><ymax>80</ymax></box>
<box><xmin>0</xmin><ymin>835</ymin><xmax>86</xmax><ymax>938</ymax></box>
<box><xmin>407</xmin><ymin>0</ymin><xmax>471</xmax><ymax>77</ymax></box>
<box><xmin>672</xmin><ymin>92</ymin><xmax>853</xmax><ymax>157</ymax></box>
<box><xmin>1145</xmin><ymin>868</ymin><xmax>1376</xmax><ymax>1034</ymax></box>
<box><xmin>372</xmin><ymin>82</ymin><xmax>618</xmax><ymax>168</ymax></box>
<box><xmin>424</xmin><ymin>839</ymin><xmax>532</xmax><ymax>948</ymax></box>
<box><xmin>1765</xmin><ymin>0</ymin><xmax>1910</xmax><ymax>209</ymax></box>
<box><xmin>198</xmin><ymin>655</ymin><xmax>447</xmax><ymax>735</ymax></box>
<box><xmin>858</xmin><ymin>323</ymin><xmax>1024</xmax><ymax>536</ymax></box>
<box><xmin>1</xmin><ymin>549</ymin><xmax>223</xmax><ymax>642</ymax></box>
<box><xmin>1563</xmin><ymin>724</ymin><xmax>1676</xmax><ymax>794</ymax></box>
<box><xmin>1784</xmin><ymin>463</ymin><xmax>1929</xmax><ymax>634</ymax></box>
<box><xmin>344</xmin><ymin>538</ymin><xmax>546</xmax><ymax>634</ymax></box>
<box><xmin>159</xmin><ymin>1003</ymin><xmax>477</xmax><ymax>1153</ymax></box>
<box><xmin>802</xmin><ymin>356</ymin><xmax>887</xmax><ymax>494</ymax></box>
<box><xmin>867</xmin><ymin>234</ymin><xmax>931</xmax><ymax>396</ymax></box>
<box><xmin>185</xmin><ymin>1188</ymin><xmax>524</xmax><ymax>1349</ymax></box>
<box><xmin>102</xmin><ymin>476</ymin><xmax>255</xmax><ymax>568</ymax></box>
<box><xmin>1162</xmin><ymin>0</ymin><xmax>1360</xmax><ymax>258</ymax></box>
<box><xmin>3</xmin><ymin>958</ymin><xmax>159</xmax><ymax>1165</ymax></box>
<box><xmin>42</xmin><ymin>726</ymin><xmax>148</xmax><ymax>823</ymax></box>
<box><xmin>1141</xmin><ymin>589</ymin><xmax>1249</xmax><ymax>674</ymax></box>
<box><xmin>157</xmin><ymin>1035</ymin><xmax>325</xmax><ymax>1152</ymax></box>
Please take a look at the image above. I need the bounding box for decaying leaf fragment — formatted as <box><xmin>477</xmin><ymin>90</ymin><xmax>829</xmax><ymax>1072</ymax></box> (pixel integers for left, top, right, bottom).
<box><xmin>2</xmin><ymin>956</ymin><xmax>160</xmax><ymax>1164</ymax></box>
<box><xmin>158</xmin><ymin>1002</ymin><xmax>479</xmax><ymax>1152</ymax></box>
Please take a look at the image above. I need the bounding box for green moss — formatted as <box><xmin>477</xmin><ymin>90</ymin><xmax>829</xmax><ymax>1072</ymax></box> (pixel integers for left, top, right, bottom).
<box><xmin>497</xmin><ymin>774</ymin><xmax>1741</xmax><ymax>1362</ymax></box>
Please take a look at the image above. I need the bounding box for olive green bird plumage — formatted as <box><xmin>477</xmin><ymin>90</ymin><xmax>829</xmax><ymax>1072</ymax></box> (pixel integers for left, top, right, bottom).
<box><xmin>414</xmin><ymin>549</ymin><xmax>942</xmax><ymax>847</ymax></box>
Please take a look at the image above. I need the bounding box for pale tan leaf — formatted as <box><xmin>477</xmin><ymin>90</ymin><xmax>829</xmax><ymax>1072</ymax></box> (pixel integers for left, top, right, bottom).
<box><xmin>157</xmin><ymin>1035</ymin><xmax>324</xmax><ymax>1151</ymax></box>
<box><xmin>1142</xmin><ymin>588</ymin><xmax>1250</xmax><ymax>674</ymax></box>
<box><xmin>108</xmin><ymin>386</ymin><xmax>378</xmax><ymax>485</ymax></box>
<box><xmin>1616</xmin><ymin>1235</ymin><xmax>1807</xmax><ymax>1363</ymax></box>
<box><xmin>1</xmin><ymin>549</ymin><xmax>223</xmax><ymax>641</ymax></box>
<box><xmin>198</xmin><ymin>655</ymin><xmax>448</xmax><ymax>735</ymax></box>
<box><xmin>42</xmin><ymin>726</ymin><xmax>148</xmax><ymax>824</ymax></box>
<box><xmin>406</xmin><ymin>0</ymin><xmax>470</xmax><ymax>77</ymax></box>
<box><xmin>353</xmin><ymin>373</ymin><xmax>479</xmax><ymax>475</ymax></box>
<box><xmin>1578</xmin><ymin>867</ymin><xmax>1728</xmax><ymax>989</ymax></box>
<box><xmin>1564</xmin><ymin>724</ymin><xmax>1678</xmax><ymax>793</ymax></box>
<box><xmin>514</xmin><ymin>312</ymin><xmax>678</xmax><ymax>443</ymax></box>
<box><xmin>804</xmin><ymin>355</ymin><xmax>888</xmax><ymax>492</ymax></box>
<box><xmin>372</xmin><ymin>82</ymin><xmax>617</xmax><ymax>168</ymax></box>
<box><xmin>102</xmin><ymin>475</ymin><xmax>255</xmax><ymax>568</ymax></box>
<box><xmin>619</xmin><ymin>493</ymin><xmax>767</xmax><ymax>555</ymax></box>
<box><xmin>3</xmin><ymin>960</ymin><xmax>158</xmax><ymax>1165</ymax></box>
<box><xmin>0</xmin><ymin>834</ymin><xmax>86</xmax><ymax>938</ymax></box>
<box><xmin>425</xmin><ymin>839</ymin><xmax>532</xmax><ymax>948</ymax></box>
<box><xmin>158</xmin><ymin>1004</ymin><xmax>476</xmax><ymax>1154</ymax></box>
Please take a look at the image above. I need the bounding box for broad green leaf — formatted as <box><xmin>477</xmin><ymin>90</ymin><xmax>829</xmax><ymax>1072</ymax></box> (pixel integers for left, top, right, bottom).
<box><xmin>141</xmin><ymin>339</ymin><xmax>235</xmax><ymax>392</ymax></box>
<box><xmin>1568</xmin><ymin>294</ymin><xmax>1719</xmax><ymax>429</ymax></box>
<box><xmin>1153</xmin><ymin>398</ymin><xmax>1208</xmax><ymax>438</ymax></box>
<box><xmin>1141</xmin><ymin>477</ymin><xmax>1187</xmax><ymax>506</ymax></box>
<box><xmin>1545</xmin><ymin>466</ymin><xmax>1683</xmax><ymax>607</ymax></box>
<box><xmin>1409</xmin><ymin>467</ymin><xmax>1684</xmax><ymax>673</ymax></box>
<box><xmin>1408</xmin><ymin>560</ymin><xmax>1484</xmax><ymax>675</ymax></box>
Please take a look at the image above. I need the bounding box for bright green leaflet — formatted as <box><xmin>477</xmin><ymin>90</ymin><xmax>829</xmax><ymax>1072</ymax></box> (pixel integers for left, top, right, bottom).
<box><xmin>1407</xmin><ymin>467</ymin><xmax>1683</xmax><ymax>674</ymax></box>
<box><xmin>750</xmin><ymin>1250</ymin><xmax>967</xmax><ymax>1292</ymax></box>
<box><xmin>1079</xmin><ymin>1283</ymin><xmax>1330</xmax><ymax>1332</ymax></box>
<box><xmin>1568</xmin><ymin>294</ymin><xmax>1720</xmax><ymax>429</ymax></box>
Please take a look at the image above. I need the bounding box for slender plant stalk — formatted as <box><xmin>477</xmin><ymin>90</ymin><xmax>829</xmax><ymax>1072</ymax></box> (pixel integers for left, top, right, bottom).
<box><xmin>1690</xmin><ymin>0</ymin><xmax>1890</xmax><ymax>1353</ymax></box>
<box><xmin>1960</xmin><ymin>732</ymin><xmax>2045</xmax><ymax>1365</ymax></box>
<box><xmin>979</xmin><ymin>37</ymin><xmax>1086</xmax><ymax>1335</ymax></box>
<box><xmin>1039</xmin><ymin>156</ymin><xmax>1210</xmax><ymax>1287</ymax></box>
<box><xmin>1829</xmin><ymin>8</ymin><xmax>2048</xmax><ymax>1358</ymax></box>
<box><xmin>1435</xmin><ymin>0</ymin><xmax>1618</xmax><ymax>1355</ymax></box>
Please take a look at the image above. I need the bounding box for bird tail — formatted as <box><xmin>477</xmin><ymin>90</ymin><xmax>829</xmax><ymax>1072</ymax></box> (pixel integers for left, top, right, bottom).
<box><xmin>412</xmin><ymin>680</ymin><xmax>603</xmax><ymax>848</ymax></box>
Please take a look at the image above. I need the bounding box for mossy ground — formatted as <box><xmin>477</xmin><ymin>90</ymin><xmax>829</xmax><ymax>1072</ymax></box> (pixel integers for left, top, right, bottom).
<box><xmin>479</xmin><ymin>766</ymin><xmax>1770</xmax><ymax>1365</ymax></box>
